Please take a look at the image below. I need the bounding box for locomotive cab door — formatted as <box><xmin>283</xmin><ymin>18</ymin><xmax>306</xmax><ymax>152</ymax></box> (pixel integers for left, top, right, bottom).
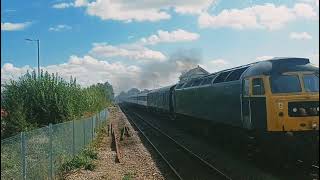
<box><xmin>242</xmin><ymin>77</ymin><xmax>267</xmax><ymax>130</ymax></box>
<box><xmin>242</xmin><ymin>78</ymin><xmax>252</xmax><ymax>129</ymax></box>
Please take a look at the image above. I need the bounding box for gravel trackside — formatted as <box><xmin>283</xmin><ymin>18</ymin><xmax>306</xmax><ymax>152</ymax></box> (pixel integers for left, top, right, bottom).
<box><xmin>64</xmin><ymin>105</ymin><xmax>172</xmax><ymax>180</ymax></box>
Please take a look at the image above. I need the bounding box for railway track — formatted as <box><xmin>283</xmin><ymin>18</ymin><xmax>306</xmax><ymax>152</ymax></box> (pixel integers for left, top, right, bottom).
<box><xmin>121</xmin><ymin>107</ymin><xmax>232</xmax><ymax>180</ymax></box>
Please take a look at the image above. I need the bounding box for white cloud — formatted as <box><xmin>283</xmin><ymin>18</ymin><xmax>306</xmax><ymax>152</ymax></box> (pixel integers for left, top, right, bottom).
<box><xmin>52</xmin><ymin>2</ymin><xmax>74</xmax><ymax>9</ymax></box>
<box><xmin>139</xmin><ymin>29</ymin><xmax>200</xmax><ymax>45</ymax></box>
<box><xmin>74</xmin><ymin>0</ymin><xmax>88</xmax><ymax>7</ymax></box>
<box><xmin>52</xmin><ymin>0</ymin><xmax>88</xmax><ymax>9</ymax></box>
<box><xmin>299</xmin><ymin>0</ymin><xmax>319</xmax><ymax>7</ymax></box>
<box><xmin>256</xmin><ymin>56</ymin><xmax>274</xmax><ymax>61</ymax></box>
<box><xmin>1</xmin><ymin>56</ymin><xmax>142</xmax><ymax>94</ymax></box>
<box><xmin>1</xmin><ymin>22</ymin><xmax>31</xmax><ymax>31</ymax></box>
<box><xmin>49</xmin><ymin>24</ymin><xmax>72</xmax><ymax>32</ymax></box>
<box><xmin>89</xmin><ymin>43</ymin><xmax>167</xmax><ymax>62</ymax></box>
<box><xmin>309</xmin><ymin>53</ymin><xmax>319</xmax><ymax>66</ymax></box>
<box><xmin>200</xmin><ymin>59</ymin><xmax>231</xmax><ymax>72</ymax></box>
<box><xmin>1</xmin><ymin>48</ymin><xmax>206</xmax><ymax>94</ymax></box>
<box><xmin>289</xmin><ymin>32</ymin><xmax>312</xmax><ymax>40</ymax></box>
<box><xmin>89</xmin><ymin>29</ymin><xmax>199</xmax><ymax>62</ymax></box>
<box><xmin>54</xmin><ymin>0</ymin><xmax>216</xmax><ymax>22</ymax></box>
<box><xmin>293</xmin><ymin>3</ymin><xmax>317</xmax><ymax>18</ymax></box>
<box><xmin>85</xmin><ymin>0</ymin><xmax>171</xmax><ymax>22</ymax></box>
<box><xmin>198</xmin><ymin>3</ymin><xmax>317</xmax><ymax>30</ymax></box>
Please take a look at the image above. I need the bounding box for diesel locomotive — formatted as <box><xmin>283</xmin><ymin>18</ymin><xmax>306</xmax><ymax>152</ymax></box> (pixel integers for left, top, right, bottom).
<box><xmin>122</xmin><ymin>57</ymin><xmax>319</xmax><ymax>164</ymax></box>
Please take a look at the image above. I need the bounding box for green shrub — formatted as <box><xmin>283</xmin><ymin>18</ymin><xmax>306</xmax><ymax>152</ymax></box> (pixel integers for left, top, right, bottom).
<box><xmin>1</xmin><ymin>70</ymin><xmax>113</xmax><ymax>139</ymax></box>
<box><xmin>122</xmin><ymin>172</ymin><xmax>134</xmax><ymax>180</ymax></box>
<box><xmin>60</xmin><ymin>147</ymin><xmax>97</xmax><ymax>173</ymax></box>
<box><xmin>82</xmin><ymin>147</ymin><xmax>98</xmax><ymax>160</ymax></box>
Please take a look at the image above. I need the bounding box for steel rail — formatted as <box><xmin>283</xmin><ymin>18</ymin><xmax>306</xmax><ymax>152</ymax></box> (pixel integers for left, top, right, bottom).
<box><xmin>132</xmin><ymin>111</ymin><xmax>232</xmax><ymax>180</ymax></box>
<box><xmin>121</xmin><ymin>108</ymin><xmax>183</xmax><ymax>180</ymax></box>
<box><xmin>122</xmin><ymin>106</ymin><xmax>232</xmax><ymax>180</ymax></box>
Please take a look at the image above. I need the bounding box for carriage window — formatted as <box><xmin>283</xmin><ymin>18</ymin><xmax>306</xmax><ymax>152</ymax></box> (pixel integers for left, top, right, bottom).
<box><xmin>252</xmin><ymin>78</ymin><xmax>265</xmax><ymax>95</ymax></box>
<box><xmin>213</xmin><ymin>71</ymin><xmax>232</xmax><ymax>83</ymax></box>
<box><xmin>303</xmin><ymin>74</ymin><xmax>319</xmax><ymax>92</ymax></box>
<box><xmin>225</xmin><ymin>67</ymin><xmax>248</xmax><ymax>82</ymax></box>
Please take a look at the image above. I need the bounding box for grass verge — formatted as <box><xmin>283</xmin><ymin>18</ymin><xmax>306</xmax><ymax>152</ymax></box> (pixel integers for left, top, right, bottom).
<box><xmin>59</xmin><ymin>121</ymin><xmax>107</xmax><ymax>178</ymax></box>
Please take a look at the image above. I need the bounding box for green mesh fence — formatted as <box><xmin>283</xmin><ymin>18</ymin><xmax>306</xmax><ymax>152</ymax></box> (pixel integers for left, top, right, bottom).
<box><xmin>1</xmin><ymin>108</ymin><xmax>108</xmax><ymax>180</ymax></box>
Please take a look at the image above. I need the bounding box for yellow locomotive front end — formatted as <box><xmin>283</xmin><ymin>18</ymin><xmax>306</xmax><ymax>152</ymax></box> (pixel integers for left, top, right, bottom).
<box><xmin>264</xmin><ymin>72</ymin><xmax>319</xmax><ymax>165</ymax></box>
<box><xmin>266</xmin><ymin>72</ymin><xmax>319</xmax><ymax>132</ymax></box>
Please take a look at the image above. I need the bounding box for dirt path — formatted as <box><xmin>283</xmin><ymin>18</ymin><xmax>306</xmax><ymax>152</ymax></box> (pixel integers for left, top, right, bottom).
<box><xmin>64</xmin><ymin>105</ymin><xmax>171</xmax><ymax>180</ymax></box>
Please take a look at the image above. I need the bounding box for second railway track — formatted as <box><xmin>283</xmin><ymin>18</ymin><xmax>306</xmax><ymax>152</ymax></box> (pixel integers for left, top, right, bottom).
<box><xmin>121</xmin><ymin>106</ymin><xmax>232</xmax><ymax>180</ymax></box>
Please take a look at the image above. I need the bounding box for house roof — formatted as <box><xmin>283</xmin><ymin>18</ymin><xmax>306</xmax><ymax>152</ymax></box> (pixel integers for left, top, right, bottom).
<box><xmin>179</xmin><ymin>65</ymin><xmax>209</xmax><ymax>83</ymax></box>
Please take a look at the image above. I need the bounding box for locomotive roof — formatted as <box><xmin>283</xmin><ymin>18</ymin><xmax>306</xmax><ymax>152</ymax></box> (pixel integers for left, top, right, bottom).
<box><xmin>242</xmin><ymin>57</ymin><xmax>319</xmax><ymax>77</ymax></box>
<box><xmin>181</xmin><ymin>57</ymin><xmax>318</xmax><ymax>81</ymax></box>
<box><xmin>149</xmin><ymin>57</ymin><xmax>318</xmax><ymax>92</ymax></box>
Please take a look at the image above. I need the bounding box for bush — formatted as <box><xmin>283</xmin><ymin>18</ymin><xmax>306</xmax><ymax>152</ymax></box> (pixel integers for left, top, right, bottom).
<box><xmin>60</xmin><ymin>147</ymin><xmax>97</xmax><ymax>173</ymax></box>
<box><xmin>1</xmin><ymin>70</ymin><xmax>113</xmax><ymax>139</ymax></box>
<box><xmin>122</xmin><ymin>173</ymin><xmax>135</xmax><ymax>180</ymax></box>
<box><xmin>82</xmin><ymin>147</ymin><xmax>98</xmax><ymax>160</ymax></box>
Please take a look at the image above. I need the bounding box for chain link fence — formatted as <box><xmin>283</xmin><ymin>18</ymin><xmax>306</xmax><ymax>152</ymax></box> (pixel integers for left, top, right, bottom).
<box><xmin>1</xmin><ymin>108</ymin><xmax>108</xmax><ymax>180</ymax></box>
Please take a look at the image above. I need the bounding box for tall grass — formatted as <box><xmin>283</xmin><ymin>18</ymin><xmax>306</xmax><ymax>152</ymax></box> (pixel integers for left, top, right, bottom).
<box><xmin>1</xmin><ymin>70</ymin><xmax>113</xmax><ymax>139</ymax></box>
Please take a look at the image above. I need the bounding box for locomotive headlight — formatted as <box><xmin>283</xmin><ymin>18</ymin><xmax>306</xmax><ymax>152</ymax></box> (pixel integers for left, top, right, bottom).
<box><xmin>312</xmin><ymin>123</ymin><xmax>317</xmax><ymax>129</ymax></box>
<box><xmin>292</xmin><ymin>107</ymin><xmax>298</xmax><ymax>112</ymax></box>
<box><xmin>317</xmin><ymin>107</ymin><xmax>319</xmax><ymax>112</ymax></box>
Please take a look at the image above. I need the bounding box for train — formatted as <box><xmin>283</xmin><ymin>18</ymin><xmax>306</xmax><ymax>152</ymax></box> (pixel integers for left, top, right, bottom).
<box><xmin>120</xmin><ymin>57</ymin><xmax>319</xmax><ymax>165</ymax></box>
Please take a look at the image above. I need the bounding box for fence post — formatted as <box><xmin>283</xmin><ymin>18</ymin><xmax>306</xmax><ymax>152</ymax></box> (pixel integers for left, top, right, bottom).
<box><xmin>49</xmin><ymin>123</ymin><xmax>53</xmax><ymax>180</ymax></box>
<box><xmin>96</xmin><ymin>115</ymin><xmax>99</xmax><ymax>129</ymax></box>
<box><xmin>72</xmin><ymin>120</ymin><xmax>75</xmax><ymax>156</ymax></box>
<box><xmin>98</xmin><ymin>114</ymin><xmax>100</xmax><ymax>128</ymax></box>
<box><xmin>21</xmin><ymin>132</ymin><xmax>26</xmax><ymax>180</ymax></box>
<box><xmin>83</xmin><ymin>119</ymin><xmax>86</xmax><ymax>147</ymax></box>
<box><xmin>91</xmin><ymin>117</ymin><xmax>94</xmax><ymax>140</ymax></box>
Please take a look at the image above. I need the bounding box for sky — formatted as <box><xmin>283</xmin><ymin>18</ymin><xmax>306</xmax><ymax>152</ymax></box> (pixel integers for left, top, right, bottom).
<box><xmin>1</xmin><ymin>0</ymin><xmax>319</xmax><ymax>94</ymax></box>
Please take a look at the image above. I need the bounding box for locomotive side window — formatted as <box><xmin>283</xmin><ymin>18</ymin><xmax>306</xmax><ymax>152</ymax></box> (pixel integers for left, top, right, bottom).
<box><xmin>243</xmin><ymin>79</ymin><xmax>250</xmax><ymax>96</ymax></box>
<box><xmin>176</xmin><ymin>83</ymin><xmax>184</xmax><ymax>89</ymax></box>
<box><xmin>201</xmin><ymin>75</ymin><xmax>216</xmax><ymax>85</ymax></box>
<box><xmin>213</xmin><ymin>71</ymin><xmax>232</xmax><ymax>84</ymax></box>
<box><xmin>225</xmin><ymin>67</ymin><xmax>249</xmax><ymax>82</ymax></box>
<box><xmin>252</xmin><ymin>78</ymin><xmax>265</xmax><ymax>95</ymax></box>
<box><xmin>192</xmin><ymin>79</ymin><xmax>203</xmax><ymax>87</ymax></box>
<box><xmin>183</xmin><ymin>80</ymin><xmax>194</xmax><ymax>88</ymax></box>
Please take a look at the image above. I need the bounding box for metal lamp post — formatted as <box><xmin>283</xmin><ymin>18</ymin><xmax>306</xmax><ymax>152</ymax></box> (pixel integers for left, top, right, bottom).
<box><xmin>25</xmin><ymin>38</ymin><xmax>40</xmax><ymax>75</ymax></box>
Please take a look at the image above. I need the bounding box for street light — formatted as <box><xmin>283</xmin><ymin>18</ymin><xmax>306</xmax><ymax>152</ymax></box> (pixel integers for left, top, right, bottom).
<box><xmin>25</xmin><ymin>38</ymin><xmax>40</xmax><ymax>75</ymax></box>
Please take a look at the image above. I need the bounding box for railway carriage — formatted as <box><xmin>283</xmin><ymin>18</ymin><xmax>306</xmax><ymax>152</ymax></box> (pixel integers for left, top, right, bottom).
<box><xmin>147</xmin><ymin>86</ymin><xmax>175</xmax><ymax>112</ymax></box>
<box><xmin>124</xmin><ymin>92</ymin><xmax>148</xmax><ymax>108</ymax></box>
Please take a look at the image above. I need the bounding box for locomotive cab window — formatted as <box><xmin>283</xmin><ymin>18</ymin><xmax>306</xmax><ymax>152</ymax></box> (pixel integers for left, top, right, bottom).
<box><xmin>252</xmin><ymin>78</ymin><xmax>265</xmax><ymax>95</ymax></box>
<box><xmin>270</xmin><ymin>75</ymin><xmax>301</xmax><ymax>93</ymax></box>
<box><xmin>303</xmin><ymin>74</ymin><xmax>319</xmax><ymax>92</ymax></box>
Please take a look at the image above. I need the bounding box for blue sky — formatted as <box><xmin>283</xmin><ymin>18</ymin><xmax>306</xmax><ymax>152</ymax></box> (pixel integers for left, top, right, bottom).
<box><xmin>1</xmin><ymin>0</ymin><xmax>319</xmax><ymax>93</ymax></box>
